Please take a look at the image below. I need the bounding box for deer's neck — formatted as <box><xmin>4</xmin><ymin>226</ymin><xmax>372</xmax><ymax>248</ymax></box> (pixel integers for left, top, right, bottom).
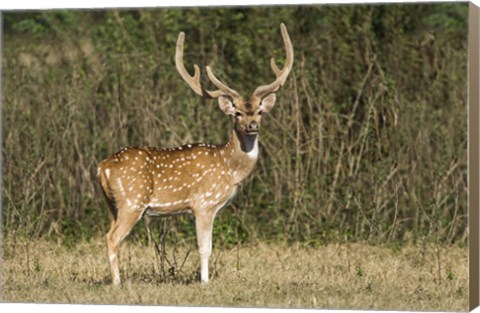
<box><xmin>234</xmin><ymin>129</ymin><xmax>258</xmax><ymax>156</ymax></box>
<box><xmin>222</xmin><ymin>130</ymin><xmax>259</xmax><ymax>185</ymax></box>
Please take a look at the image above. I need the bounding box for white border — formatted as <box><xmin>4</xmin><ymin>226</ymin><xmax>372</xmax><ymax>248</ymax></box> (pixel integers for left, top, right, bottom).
<box><xmin>0</xmin><ymin>0</ymin><xmax>474</xmax><ymax>10</ymax></box>
<box><xmin>0</xmin><ymin>1</ymin><xmax>476</xmax><ymax>313</ymax></box>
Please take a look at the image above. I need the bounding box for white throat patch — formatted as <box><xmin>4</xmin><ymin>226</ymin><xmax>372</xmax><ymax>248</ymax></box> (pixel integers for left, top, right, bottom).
<box><xmin>247</xmin><ymin>138</ymin><xmax>259</xmax><ymax>159</ymax></box>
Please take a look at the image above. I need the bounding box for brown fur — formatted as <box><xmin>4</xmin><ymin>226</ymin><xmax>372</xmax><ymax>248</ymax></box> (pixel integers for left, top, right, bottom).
<box><xmin>98</xmin><ymin>24</ymin><xmax>292</xmax><ymax>285</ymax></box>
<box><xmin>98</xmin><ymin>129</ymin><xmax>260</xmax><ymax>285</ymax></box>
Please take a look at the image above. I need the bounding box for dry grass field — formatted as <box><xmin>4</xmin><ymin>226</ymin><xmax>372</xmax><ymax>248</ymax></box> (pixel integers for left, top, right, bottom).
<box><xmin>2</xmin><ymin>236</ymin><xmax>468</xmax><ymax>311</ymax></box>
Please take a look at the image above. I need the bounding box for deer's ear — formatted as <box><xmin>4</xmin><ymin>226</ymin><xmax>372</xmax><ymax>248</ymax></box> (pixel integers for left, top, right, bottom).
<box><xmin>260</xmin><ymin>93</ymin><xmax>276</xmax><ymax>113</ymax></box>
<box><xmin>218</xmin><ymin>96</ymin><xmax>236</xmax><ymax>115</ymax></box>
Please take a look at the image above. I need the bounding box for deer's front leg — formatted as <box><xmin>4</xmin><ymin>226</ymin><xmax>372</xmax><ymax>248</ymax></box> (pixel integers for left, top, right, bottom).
<box><xmin>195</xmin><ymin>211</ymin><xmax>215</xmax><ymax>283</ymax></box>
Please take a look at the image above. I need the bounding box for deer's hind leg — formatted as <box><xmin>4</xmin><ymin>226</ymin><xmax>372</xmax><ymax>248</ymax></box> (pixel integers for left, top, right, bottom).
<box><xmin>103</xmin><ymin>179</ymin><xmax>151</xmax><ymax>285</ymax></box>
<box><xmin>106</xmin><ymin>206</ymin><xmax>144</xmax><ymax>285</ymax></box>
<box><xmin>100</xmin><ymin>161</ymin><xmax>154</xmax><ymax>285</ymax></box>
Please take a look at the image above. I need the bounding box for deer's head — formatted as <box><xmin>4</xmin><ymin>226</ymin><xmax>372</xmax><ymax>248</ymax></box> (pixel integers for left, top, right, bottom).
<box><xmin>175</xmin><ymin>23</ymin><xmax>294</xmax><ymax>137</ymax></box>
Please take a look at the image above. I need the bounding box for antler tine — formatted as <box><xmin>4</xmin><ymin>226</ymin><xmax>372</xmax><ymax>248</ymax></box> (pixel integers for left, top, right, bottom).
<box><xmin>270</xmin><ymin>57</ymin><xmax>282</xmax><ymax>76</ymax></box>
<box><xmin>253</xmin><ymin>23</ymin><xmax>294</xmax><ymax>99</ymax></box>
<box><xmin>175</xmin><ymin>32</ymin><xmax>224</xmax><ymax>99</ymax></box>
<box><xmin>206</xmin><ymin>66</ymin><xmax>240</xmax><ymax>98</ymax></box>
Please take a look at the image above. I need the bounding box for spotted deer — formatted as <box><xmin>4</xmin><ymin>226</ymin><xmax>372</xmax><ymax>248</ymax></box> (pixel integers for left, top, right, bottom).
<box><xmin>97</xmin><ymin>23</ymin><xmax>293</xmax><ymax>285</ymax></box>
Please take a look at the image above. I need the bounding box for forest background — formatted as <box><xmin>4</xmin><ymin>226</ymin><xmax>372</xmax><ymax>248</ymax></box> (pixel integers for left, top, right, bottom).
<box><xmin>2</xmin><ymin>3</ymin><xmax>468</xmax><ymax>251</ymax></box>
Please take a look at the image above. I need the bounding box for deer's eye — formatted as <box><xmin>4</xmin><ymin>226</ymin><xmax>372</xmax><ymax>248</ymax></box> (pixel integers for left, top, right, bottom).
<box><xmin>258</xmin><ymin>110</ymin><xmax>263</xmax><ymax>116</ymax></box>
<box><xmin>235</xmin><ymin>112</ymin><xmax>243</xmax><ymax>117</ymax></box>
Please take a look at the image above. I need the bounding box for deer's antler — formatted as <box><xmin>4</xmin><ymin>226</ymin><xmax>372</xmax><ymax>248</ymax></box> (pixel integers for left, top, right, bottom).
<box><xmin>176</xmin><ymin>32</ymin><xmax>240</xmax><ymax>99</ymax></box>
<box><xmin>252</xmin><ymin>23</ymin><xmax>294</xmax><ymax>99</ymax></box>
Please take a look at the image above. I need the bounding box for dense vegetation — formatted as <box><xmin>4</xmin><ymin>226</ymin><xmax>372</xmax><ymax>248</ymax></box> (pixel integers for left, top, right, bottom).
<box><xmin>2</xmin><ymin>4</ymin><xmax>468</xmax><ymax>247</ymax></box>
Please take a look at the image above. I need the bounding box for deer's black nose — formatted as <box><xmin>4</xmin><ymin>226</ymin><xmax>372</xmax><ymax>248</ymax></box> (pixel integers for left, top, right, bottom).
<box><xmin>247</xmin><ymin>121</ymin><xmax>259</xmax><ymax>132</ymax></box>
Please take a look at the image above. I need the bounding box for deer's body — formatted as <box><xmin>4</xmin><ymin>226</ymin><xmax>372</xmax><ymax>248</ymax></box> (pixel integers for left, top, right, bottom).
<box><xmin>98</xmin><ymin>24</ymin><xmax>293</xmax><ymax>285</ymax></box>
<box><xmin>98</xmin><ymin>131</ymin><xmax>258</xmax><ymax>220</ymax></box>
